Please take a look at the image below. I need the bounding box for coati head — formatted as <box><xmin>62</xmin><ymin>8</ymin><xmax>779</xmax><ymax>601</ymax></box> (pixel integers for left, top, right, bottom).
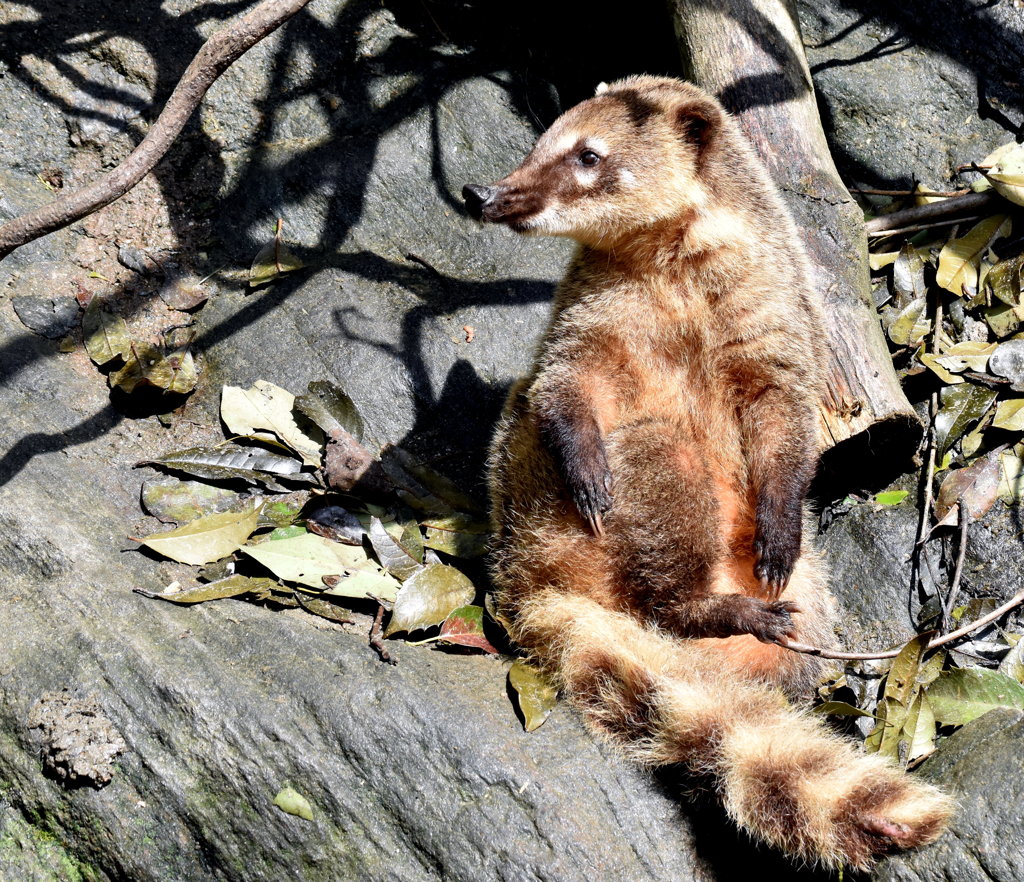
<box><xmin>463</xmin><ymin>76</ymin><xmax>725</xmax><ymax>248</ymax></box>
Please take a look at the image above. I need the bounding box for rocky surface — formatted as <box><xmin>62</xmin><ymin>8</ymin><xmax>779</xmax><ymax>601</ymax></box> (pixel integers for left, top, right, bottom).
<box><xmin>0</xmin><ymin>0</ymin><xmax>1023</xmax><ymax>880</ymax></box>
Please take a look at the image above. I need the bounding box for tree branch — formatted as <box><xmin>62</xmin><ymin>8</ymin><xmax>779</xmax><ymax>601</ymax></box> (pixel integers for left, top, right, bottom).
<box><xmin>784</xmin><ymin>588</ymin><xmax>1024</xmax><ymax>661</ymax></box>
<box><xmin>0</xmin><ymin>0</ymin><xmax>314</xmax><ymax>261</ymax></box>
<box><xmin>863</xmin><ymin>192</ymin><xmax>1001</xmax><ymax>237</ymax></box>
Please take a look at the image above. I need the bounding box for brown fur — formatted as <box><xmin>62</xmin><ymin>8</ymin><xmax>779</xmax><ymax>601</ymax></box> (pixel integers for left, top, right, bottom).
<box><xmin>466</xmin><ymin>76</ymin><xmax>952</xmax><ymax>868</ymax></box>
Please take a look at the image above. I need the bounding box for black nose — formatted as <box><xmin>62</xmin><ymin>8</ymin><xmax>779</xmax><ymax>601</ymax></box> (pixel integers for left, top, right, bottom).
<box><xmin>462</xmin><ymin>184</ymin><xmax>496</xmax><ymax>219</ymax></box>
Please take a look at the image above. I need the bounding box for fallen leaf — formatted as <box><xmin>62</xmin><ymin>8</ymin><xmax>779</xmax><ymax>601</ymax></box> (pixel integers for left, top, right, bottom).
<box><xmin>135</xmin><ymin>574</ymin><xmax>277</xmax><ymax>604</ymax></box>
<box><xmin>368</xmin><ymin>516</ymin><xmax>423</xmax><ymax>580</ymax></box>
<box><xmin>934</xmin><ymin>451</ymin><xmax>1002</xmax><ymax>527</ymax></box>
<box><xmin>926</xmin><ymin>668</ymin><xmax>1024</xmax><ymax>726</ymax></box>
<box><xmin>384</xmin><ymin>563</ymin><xmax>475</xmax><ymax>636</ymax></box>
<box><xmin>984</xmin><ymin>302</ymin><xmax>1024</xmax><ymax>338</ymax></box>
<box><xmin>140</xmin><ymin>476</ymin><xmax>243</xmax><ymax>524</ymax></box>
<box><xmin>437</xmin><ymin>605</ymin><xmax>498</xmax><ymax>653</ymax></box>
<box><xmin>294</xmin><ymin>381</ymin><xmax>366</xmax><ymax>444</ymax></box>
<box><xmin>509</xmin><ymin>661</ymin><xmax>557</xmax><ymax>732</ymax></box>
<box><xmin>936</xmin><ymin>215</ymin><xmax>1011</xmax><ymax>296</ymax></box>
<box><xmin>110</xmin><ymin>343</ymin><xmax>197</xmax><ymax>395</ymax></box>
<box><xmin>934</xmin><ymin>383</ymin><xmax>998</xmax><ymax>457</ymax></box>
<box><xmin>221</xmin><ymin>382</ymin><xmax>323</xmax><ymax>467</ymax></box>
<box><xmin>250</xmin><ymin>225</ymin><xmax>305</xmax><ymax>287</ymax></box>
<box><xmin>812</xmin><ymin>700</ymin><xmax>876</xmax><ymax>718</ymax></box>
<box><xmin>982</xmin><ymin>142</ymin><xmax>1024</xmax><ymax>206</ymax></box>
<box><xmin>986</xmin><ymin>253</ymin><xmax>1023</xmax><ymax>308</ymax></box>
<box><xmin>138</xmin><ymin>444</ymin><xmax>314</xmax><ymax>490</ymax></box>
<box><xmin>421</xmin><ymin>513</ymin><xmax>490</xmax><ymax>559</ymax></box>
<box><xmin>886</xmin><ymin>298</ymin><xmax>931</xmax><ymax>347</ymax></box>
<box><xmin>82</xmin><ymin>298</ymin><xmax>130</xmax><ymax>365</ymax></box>
<box><xmin>998</xmin><ymin>450</ymin><xmax>1024</xmax><ymax>504</ymax></box>
<box><xmin>137</xmin><ymin>503</ymin><xmax>261</xmax><ymax>565</ymax></box>
<box><xmin>240</xmin><ymin>532</ymin><xmax>399</xmax><ymax>600</ymax></box>
<box><xmin>993</xmin><ymin>398</ymin><xmax>1024</xmax><ymax>431</ymax></box>
<box><xmin>901</xmin><ymin>692</ymin><xmax>937</xmax><ymax>766</ymax></box>
<box><xmin>935</xmin><ymin>341</ymin><xmax>999</xmax><ymax>374</ymax></box>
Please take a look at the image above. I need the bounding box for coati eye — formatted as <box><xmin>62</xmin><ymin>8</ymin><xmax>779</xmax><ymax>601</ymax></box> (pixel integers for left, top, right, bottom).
<box><xmin>578</xmin><ymin>150</ymin><xmax>601</xmax><ymax>167</ymax></box>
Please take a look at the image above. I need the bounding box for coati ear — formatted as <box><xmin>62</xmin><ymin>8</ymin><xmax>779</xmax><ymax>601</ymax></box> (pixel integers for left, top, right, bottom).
<box><xmin>595</xmin><ymin>81</ymin><xmax>610</xmax><ymax>96</ymax></box>
<box><xmin>675</xmin><ymin>98</ymin><xmax>722</xmax><ymax>161</ymax></box>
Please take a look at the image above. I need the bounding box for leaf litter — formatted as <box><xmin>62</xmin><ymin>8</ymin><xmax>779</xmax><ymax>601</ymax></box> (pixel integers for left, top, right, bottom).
<box><xmin>131</xmin><ymin>377</ymin><xmax>542</xmax><ymax>725</ymax></box>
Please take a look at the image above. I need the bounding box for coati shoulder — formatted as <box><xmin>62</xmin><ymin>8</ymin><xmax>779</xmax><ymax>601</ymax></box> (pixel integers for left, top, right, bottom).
<box><xmin>463</xmin><ymin>75</ymin><xmax>951</xmax><ymax>869</ymax></box>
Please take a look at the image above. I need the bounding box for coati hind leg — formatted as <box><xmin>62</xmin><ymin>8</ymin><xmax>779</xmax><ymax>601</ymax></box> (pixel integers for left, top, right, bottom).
<box><xmin>602</xmin><ymin>424</ymin><xmax>798</xmax><ymax>645</ymax></box>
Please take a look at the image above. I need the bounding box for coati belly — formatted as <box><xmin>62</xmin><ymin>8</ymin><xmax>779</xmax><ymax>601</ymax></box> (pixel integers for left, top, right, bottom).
<box><xmin>467</xmin><ymin>75</ymin><xmax>952</xmax><ymax>868</ymax></box>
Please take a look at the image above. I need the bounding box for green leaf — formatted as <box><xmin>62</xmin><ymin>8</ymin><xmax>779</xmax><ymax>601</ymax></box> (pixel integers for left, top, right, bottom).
<box><xmin>239</xmin><ymin>532</ymin><xmax>399</xmax><ymax>600</ymax></box>
<box><xmin>294</xmin><ymin>593</ymin><xmax>354</xmax><ymax>624</ymax></box>
<box><xmin>509</xmin><ymin>661</ymin><xmax>558</xmax><ymax>732</ymax></box>
<box><xmin>221</xmin><ymin>382</ymin><xmax>324</xmax><ymax>468</ymax></box>
<box><xmin>272</xmin><ymin>786</ymin><xmax>314</xmax><ymax>821</ymax></box>
<box><xmin>919</xmin><ymin>352</ymin><xmax>962</xmax><ymax>385</ymax></box>
<box><xmin>934</xmin><ymin>383</ymin><xmax>998</xmax><ymax>457</ymax></box>
<box><xmin>250</xmin><ymin>239</ymin><xmax>305</xmax><ymax>288</ymax></box>
<box><xmin>936</xmin><ymin>341</ymin><xmax>999</xmax><ymax>374</ymax></box>
<box><xmin>886</xmin><ymin>298</ymin><xmax>931</xmax><ymax>347</ymax></box>
<box><xmin>109</xmin><ymin>343</ymin><xmax>198</xmax><ymax>395</ymax></box>
<box><xmin>993</xmin><ymin>398</ymin><xmax>1024</xmax><ymax>431</ymax></box>
<box><xmin>936</xmin><ymin>214</ymin><xmax>1011</xmax><ymax>296</ymax></box>
<box><xmin>902</xmin><ymin>692</ymin><xmax>938</xmax><ymax>765</ymax></box>
<box><xmin>986</xmin><ymin>254</ymin><xmax>1023</xmax><ymax>308</ymax></box>
<box><xmin>438</xmin><ymin>605</ymin><xmax>499</xmax><ymax>653</ymax></box>
<box><xmin>137</xmin><ymin>503</ymin><xmax>261</xmax><ymax>565</ymax></box>
<box><xmin>421</xmin><ymin>513</ymin><xmax>490</xmax><ymax>559</ymax></box>
<box><xmin>812</xmin><ymin>700</ymin><xmax>876</xmax><ymax>719</ymax></box>
<box><xmin>140</xmin><ymin>477</ymin><xmax>243</xmax><ymax>524</ymax></box>
<box><xmin>384</xmin><ymin>563</ymin><xmax>476</xmax><ymax>636</ymax></box>
<box><xmin>82</xmin><ymin>298</ymin><xmax>130</xmax><ymax>365</ymax></box>
<box><xmin>926</xmin><ymin>668</ymin><xmax>1024</xmax><ymax>726</ymax></box>
<box><xmin>873</xmin><ymin>490</ymin><xmax>909</xmax><ymax>506</ymax></box>
<box><xmin>984</xmin><ymin>302</ymin><xmax>1024</xmax><ymax>338</ymax></box>
<box><xmin>294</xmin><ymin>381</ymin><xmax>366</xmax><ymax>444</ymax></box>
<box><xmin>367</xmin><ymin>516</ymin><xmax>424</xmax><ymax>580</ymax></box>
<box><xmin>136</xmin><ymin>574</ymin><xmax>278</xmax><ymax>604</ymax></box>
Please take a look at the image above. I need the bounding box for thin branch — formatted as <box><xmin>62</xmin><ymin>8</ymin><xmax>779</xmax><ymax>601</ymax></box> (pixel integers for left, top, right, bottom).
<box><xmin>0</xmin><ymin>0</ymin><xmax>314</xmax><ymax>260</ymax></box>
<box><xmin>863</xmin><ymin>192</ymin><xmax>1001</xmax><ymax>236</ymax></box>
<box><xmin>851</xmin><ymin>187</ymin><xmax>969</xmax><ymax>198</ymax></box>
<box><xmin>785</xmin><ymin>588</ymin><xmax>1024</xmax><ymax>660</ymax></box>
<box><xmin>368</xmin><ymin>595</ymin><xmax>395</xmax><ymax>665</ymax></box>
<box><xmin>941</xmin><ymin>499</ymin><xmax>970</xmax><ymax>631</ymax></box>
<box><xmin>867</xmin><ymin>215</ymin><xmax>984</xmax><ymax>239</ymax></box>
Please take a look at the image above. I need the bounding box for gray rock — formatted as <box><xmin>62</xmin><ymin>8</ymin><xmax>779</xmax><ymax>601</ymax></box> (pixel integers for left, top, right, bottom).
<box><xmin>798</xmin><ymin>0</ymin><xmax>1024</xmax><ymax>188</ymax></box>
<box><xmin>874</xmin><ymin>709</ymin><xmax>1024</xmax><ymax>882</ymax></box>
<box><xmin>11</xmin><ymin>295</ymin><xmax>79</xmax><ymax>339</ymax></box>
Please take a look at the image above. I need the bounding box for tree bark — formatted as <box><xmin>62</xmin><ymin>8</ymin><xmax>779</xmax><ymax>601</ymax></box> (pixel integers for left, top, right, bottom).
<box><xmin>669</xmin><ymin>0</ymin><xmax>921</xmax><ymax>464</ymax></box>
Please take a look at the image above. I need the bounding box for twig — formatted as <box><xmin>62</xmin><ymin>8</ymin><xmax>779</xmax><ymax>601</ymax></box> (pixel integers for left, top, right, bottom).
<box><xmin>851</xmin><ymin>187</ymin><xmax>969</xmax><ymax>198</ymax></box>
<box><xmin>941</xmin><ymin>499</ymin><xmax>970</xmax><ymax>631</ymax></box>
<box><xmin>784</xmin><ymin>588</ymin><xmax>1024</xmax><ymax>660</ymax></box>
<box><xmin>0</xmin><ymin>0</ymin><xmax>313</xmax><ymax>260</ymax></box>
<box><xmin>863</xmin><ymin>192</ymin><xmax>1001</xmax><ymax>236</ymax></box>
<box><xmin>867</xmin><ymin>216</ymin><xmax>984</xmax><ymax>238</ymax></box>
<box><xmin>368</xmin><ymin>596</ymin><xmax>395</xmax><ymax>665</ymax></box>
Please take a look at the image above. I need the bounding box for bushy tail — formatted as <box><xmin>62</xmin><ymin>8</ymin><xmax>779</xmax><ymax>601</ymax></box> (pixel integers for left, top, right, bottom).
<box><xmin>511</xmin><ymin>590</ymin><xmax>953</xmax><ymax>869</ymax></box>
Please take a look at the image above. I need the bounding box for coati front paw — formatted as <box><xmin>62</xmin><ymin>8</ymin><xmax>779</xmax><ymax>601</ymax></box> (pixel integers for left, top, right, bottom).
<box><xmin>753</xmin><ymin>524</ymin><xmax>801</xmax><ymax>599</ymax></box>
<box><xmin>739</xmin><ymin>598</ymin><xmax>800</xmax><ymax>645</ymax></box>
<box><xmin>569</xmin><ymin>467</ymin><xmax>613</xmax><ymax>536</ymax></box>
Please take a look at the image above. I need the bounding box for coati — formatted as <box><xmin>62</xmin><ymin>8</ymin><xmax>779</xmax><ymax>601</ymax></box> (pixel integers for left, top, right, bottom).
<box><xmin>463</xmin><ymin>76</ymin><xmax>952</xmax><ymax>868</ymax></box>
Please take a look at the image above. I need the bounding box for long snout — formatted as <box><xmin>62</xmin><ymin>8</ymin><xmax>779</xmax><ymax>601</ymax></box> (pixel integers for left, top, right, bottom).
<box><xmin>462</xmin><ymin>184</ymin><xmax>497</xmax><ymax>220</ymax></box>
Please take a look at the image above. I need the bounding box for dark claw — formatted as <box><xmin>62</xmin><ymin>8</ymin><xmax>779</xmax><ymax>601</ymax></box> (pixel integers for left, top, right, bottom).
<box><xmin>747</xmin><ymin>599</ymin><xmax>801</xmax><ymax>645</ymax></box>
<box><xmin>754</xmin><ymin>533</ymin><xmax>800</xmax><ymax>600</ymax></box>
<box><xmin>573</xmin><ymin>471</ymin><xmax>613</xmax><ymax>537</ymax></box>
